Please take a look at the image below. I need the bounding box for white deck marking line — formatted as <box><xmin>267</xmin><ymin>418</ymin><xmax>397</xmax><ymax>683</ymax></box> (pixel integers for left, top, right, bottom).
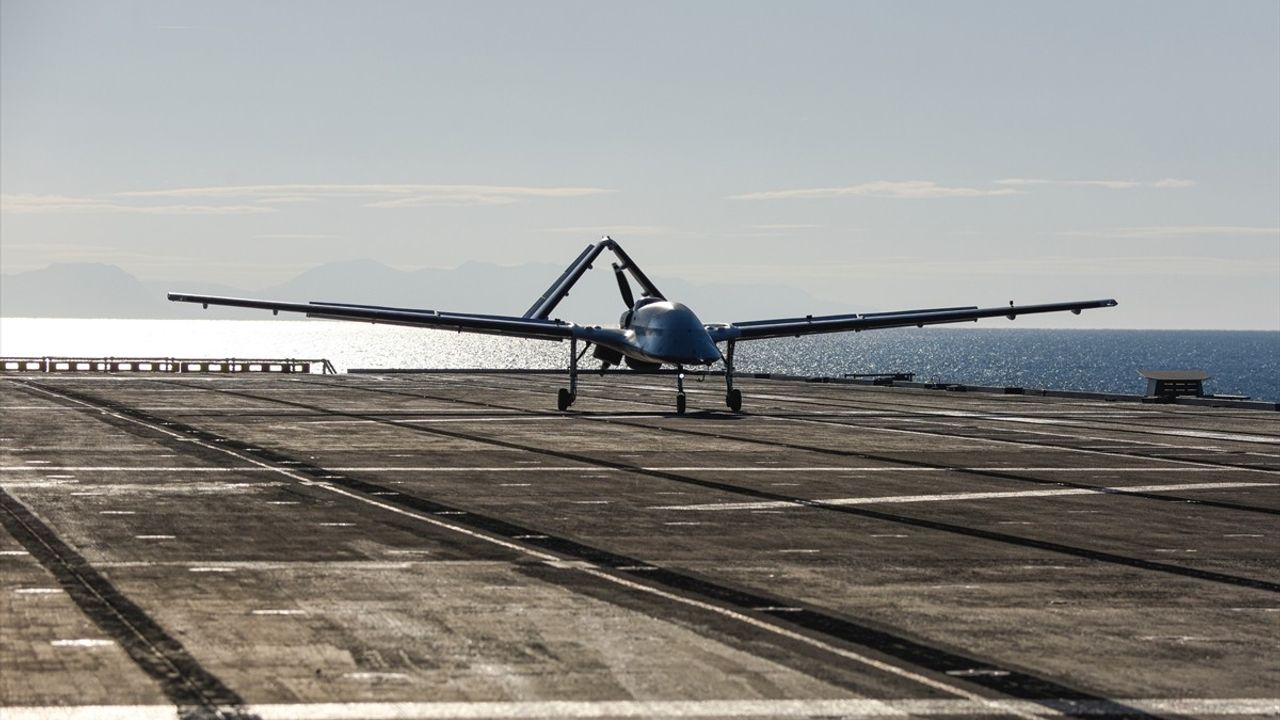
<box><xmin>1156</xmin><ymin>428</ymin><xmax>1280</xmax><ymax>444</ymax></box>
<box><xmin>19</xmin><ymin>383</ymin><xmax>1028</xmax><ymax>715</ymax></box>
<box><xmin>0</xmin><ymin>696</ymin><xmax>1264</xmax><ymax>717</ymax></box>
<box><xmin>2</xmin><ymin>698</ymin><xmax>1278</xmax><ymax>719</ymax></box>
<box><xmin>901</xmin><ymin>416</ymin><xmax>1260</xmax><ymax>455</ymax></box>
<box><xmin>1</xmin><ymin>466</ymin><xmax>259</xmax><ymax>472</ymax></box>
<box><xmin>340</xmin><ymin>671</ymin><xmax>413</xmax><ymax>682</ymax></box>
<box><xmin>928</xmin><ymin>411</ymin><xmax>1280</xmax><ymax>445</ymax></box>
<box><xmin>893</xmin><ymin>418</ymin><xmax>1227</xmax><ymax>454</ymax></box>
<box><xmin>96</xmin><ymin>560</ymin><xmax>414</xmax><ymax>570</ymax></box>
<box><xmin>961</xmin><ymin>467</ymin><xmax>1229</xmax><ymax>472</ymax></box>
<box><xmin>653</xmin><ymin>481</ymin><xmax>1278</xmax><ymax>511</ymax></box>
<box><xmin>49</xmin><ymin>638</ymin><xmax>115</xmax><ymax>648</ymax></box>
<box><xmin>642</xmin><ymin>466</ymin><xmax>1240</xmax><ymax>473</ymax></box>
<box><xmin>0</xmin><ymin>465</ymin><xmax>1248</xmax><ymax>473</ymax></box>
<box><xmin>772</xmin><ymin>415</ymin><xmax>1279</xmax><ymax>474</ymax></box>
<box><xmin>300</xmin><ymin>416</ymin><xmax>571</xmax><ymax>425</ymax></box>
<box><xmin>0</xmin><ymin>405</ymin><xmax>261</xmax><ymax>411</ymax></box>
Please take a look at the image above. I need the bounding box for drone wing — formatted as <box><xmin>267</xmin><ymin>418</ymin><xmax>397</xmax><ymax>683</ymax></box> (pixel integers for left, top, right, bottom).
<box><xmin>167</xmin><ymin>293</ymin><xmax>573</xmax><ymax>341</ymax></box>
<box><xmin>708</xmin><ymin>299</ymin><xmax>1117</xmax><ymax>342</ymax></box>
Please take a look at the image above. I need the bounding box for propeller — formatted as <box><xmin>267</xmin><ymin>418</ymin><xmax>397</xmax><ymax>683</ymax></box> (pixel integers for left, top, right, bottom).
<box><xmin>612</xmin><ymin>262</ymin><xmax>636</xmax><ymax>308</ymax></box>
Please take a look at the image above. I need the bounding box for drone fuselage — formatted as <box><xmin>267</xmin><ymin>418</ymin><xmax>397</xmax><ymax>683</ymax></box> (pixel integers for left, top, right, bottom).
<box><xmin>579</xmin><ymin>300</ymin><xmax>723</xmax><ymax>369</ymax></box>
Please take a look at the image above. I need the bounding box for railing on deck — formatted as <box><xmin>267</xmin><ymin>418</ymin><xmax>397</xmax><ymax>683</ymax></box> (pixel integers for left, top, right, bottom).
<box><xmin>0</xmin><ymin>356</ymin><xmax>337</xmax><ymax>375</ymax></box>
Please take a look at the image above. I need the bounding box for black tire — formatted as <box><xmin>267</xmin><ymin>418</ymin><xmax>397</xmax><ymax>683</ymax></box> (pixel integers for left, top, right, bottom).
<box><xmin>727</xmin><ymin>388</ymin><xmax>742</xmax><ymax>412</ymax></box>
<box><xmin>676</xmin><ymin>392</ymin><xmax>686</xmax><ymax>415</ymax></box>
<box><xmin>557</xmin><ymin>388</ymin><xmax>573</xmax><ymax>411</ymax></box>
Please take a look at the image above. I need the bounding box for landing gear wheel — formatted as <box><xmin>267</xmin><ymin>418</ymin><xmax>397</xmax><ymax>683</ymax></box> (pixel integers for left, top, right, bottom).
<box><xmin>557</xmin><ymin>388</ymin><xmax>575</xmax><ymax>411</ymax></box>
<box><xmin>726</xmin><ymin>388</ymin><xmax>742</xmax><ymax>412</ymax></box>
<box><xmin>676</xmin><ymin>392</ymin><xmax>687</xmax><ymax>415</ymax></box>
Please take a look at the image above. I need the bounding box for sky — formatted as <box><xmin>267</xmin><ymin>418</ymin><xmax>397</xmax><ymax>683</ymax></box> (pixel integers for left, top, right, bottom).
<box><xmin>2</xmin><ymin>0</ymin><xmax>1278</xmax><ymax>329</ymax></box>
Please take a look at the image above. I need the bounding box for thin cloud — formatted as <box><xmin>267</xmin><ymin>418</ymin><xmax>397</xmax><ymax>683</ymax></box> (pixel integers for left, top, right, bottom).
<box><xmin>365</xmin><ymin>194</ymin><xmax>523</xmax><ymax>208</ymax></box>
<box><xmin>0</xmin><ymin>244</ymin><xmax>289</xmax><ymax>270</ymax></box>
<box><xmin>724</xmin><ymin>224</ymin><xmax>844</xmax><ymax>240</ymax></box>
<box><xmin>250</xmin><ymin>233</ymin><xmax>342</xmax><ymax>240</ymax></box>
<box><xmin>730</xmin><ymin>181</ymin><xmax>1023</xmax><ymax>201</ymax></box>
<box><xmin>119</xmin><ymin>183</ymin><xmax>615</xmax><ymax>208</ymax></box>
<box><xmin>121</xmin><ymin>204</ymin><xmax>273</xmax><ymax>215</ymax></box>
<box><xmin>0</xmin><ymin>194</ymin><xmax>272</xmax><ymax>215</ymax></box>
<box><xmin>535</xmin><ymin>225</ymin><xmax>686</xmax><ymax>237</ymax></box>
<box><xmin>1059</xmin><ymin>226</ymin><xmax>1279</xmax><ymax>239</ymax></box>
<box><xmin>686</xmin><ymin>256</ymin><xmax>1272</xmax><ymax>280</ymax></box>
<box><xmin>995</xmin><ymin>178</ymin><xmax>1195</xmax><ymax>189</ymax></box>
<box><xmin>3</xmin><ymin>183</ymin><xmax>612</xmax><ymax>215</ymax></box>
<box><xmin>254</xmin><ymin>196</ymin><xmax>320</xmax><ymax>205</ymax></box>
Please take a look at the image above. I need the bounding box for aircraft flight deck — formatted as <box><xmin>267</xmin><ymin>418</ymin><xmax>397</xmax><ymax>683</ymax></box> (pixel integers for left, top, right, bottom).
<box><xmin>2</xmin><ymin>371</ymin><xmax>1277</xmax><ymax>720</ymax></box>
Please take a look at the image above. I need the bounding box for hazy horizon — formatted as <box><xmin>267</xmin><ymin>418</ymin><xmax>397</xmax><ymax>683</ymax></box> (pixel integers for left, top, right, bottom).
<box><xmin>3</xmin><ymin>1</ymin><xmax>1277</xmax><ymax>330</ymax></box>
<box><xmin>7</xmin><ymin>258</ymin><xmax>1280</xmax><ymax>331</ymax></box>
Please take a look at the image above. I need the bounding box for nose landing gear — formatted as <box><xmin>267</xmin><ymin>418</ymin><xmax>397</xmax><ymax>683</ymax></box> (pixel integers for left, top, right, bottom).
<box><xmin>675</xmin><ymin>367</ymin><xmax>687</xmax><ymax>415</ymax></box>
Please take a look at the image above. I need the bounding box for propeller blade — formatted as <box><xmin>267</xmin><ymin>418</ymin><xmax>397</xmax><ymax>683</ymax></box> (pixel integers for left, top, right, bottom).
<box><xmin>612</xmin><ymin>263</ymin><xmax>636</xmax><ymax>308</ymax></box>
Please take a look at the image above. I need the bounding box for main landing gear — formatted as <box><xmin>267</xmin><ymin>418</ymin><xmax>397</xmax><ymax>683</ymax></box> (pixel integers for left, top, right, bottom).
<box><xmin>558</xmin><ymin>337</ymin><xmax>589</xmax><ymax>411</ymax></box>
<box><xmin>724</xmin><ymin>340</ymin><xmax>742</xmax><ymax>412</ymax></box>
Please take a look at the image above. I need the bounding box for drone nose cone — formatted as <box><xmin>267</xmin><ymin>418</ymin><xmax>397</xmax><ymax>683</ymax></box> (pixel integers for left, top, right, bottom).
<box><xmin>702</xmin><ymin>345</ymin><xmax>722</xmax><ymax>364</ymax></box>
<box><xmin>691</xmin><ymin>336</ymin><xmax>722</xmax><ymax>365</ymax></box>
<box><xmin>649</xmin><ymin>333</ymin><xmax>721</xmax><ymax>366</ymax></box>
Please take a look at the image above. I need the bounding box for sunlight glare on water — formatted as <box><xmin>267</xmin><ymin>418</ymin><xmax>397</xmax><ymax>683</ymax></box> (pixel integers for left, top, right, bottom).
<box><xmin>0</xmin><ymin>319</ymin><xmax>564</xmax><ymax>371</ymax></box>
<box><xmin>1</xmin><ymin>318</ymin><xmax>1276</xmax><ymax>401</ymax></box>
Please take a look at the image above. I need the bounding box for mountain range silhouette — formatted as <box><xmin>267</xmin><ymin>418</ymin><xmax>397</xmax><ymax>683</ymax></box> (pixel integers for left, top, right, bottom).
<box><xmin>1</xmin><ymin>260</ymin><xmax>845</xmax><ymax>324</ymax></box>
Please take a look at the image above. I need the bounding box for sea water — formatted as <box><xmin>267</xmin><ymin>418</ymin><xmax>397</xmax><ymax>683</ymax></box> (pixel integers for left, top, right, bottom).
<box><xmin>1</xmin><ymin>318</ymin><xmax>1277</xmax><ymax>401</ymax></box>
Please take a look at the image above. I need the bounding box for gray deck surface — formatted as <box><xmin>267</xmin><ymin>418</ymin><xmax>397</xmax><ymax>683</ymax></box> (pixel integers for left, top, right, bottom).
<box><xmin>1</xmin><ymin>372</ymin><xmax>1277</xmax><ymax>720</ymax></box>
